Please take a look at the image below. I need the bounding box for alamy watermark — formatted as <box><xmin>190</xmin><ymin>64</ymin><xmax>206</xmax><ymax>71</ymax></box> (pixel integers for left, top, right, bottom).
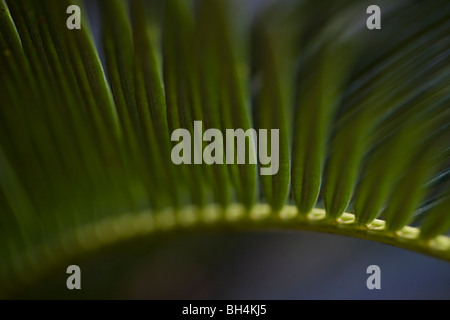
<box><xmin>66</xmin><ymin>265</ymin><xmax>81</xmax><ymax>290</ymax></box>
<box><xmin>171</xmin><ymin>121</ymin><xmax>279</xmax><ymax>176</ymax></box>
<box><xmin>366</xmin><ymin>265</ymin><xmax>381</xmax><ymax>290</ymax></box>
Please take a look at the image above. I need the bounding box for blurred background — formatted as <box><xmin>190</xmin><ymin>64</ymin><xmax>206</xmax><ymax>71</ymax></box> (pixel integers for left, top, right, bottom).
<box><xmin>16</xmin><ymin>229</ymin><xmax>450</xmax><ymax>299</ymax></box>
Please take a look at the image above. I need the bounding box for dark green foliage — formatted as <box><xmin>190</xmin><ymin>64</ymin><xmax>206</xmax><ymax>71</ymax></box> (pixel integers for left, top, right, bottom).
<box><xmin>0</xmin><ymin>0</ymin><xmax>449</xmax><ymax>296</ymax></box>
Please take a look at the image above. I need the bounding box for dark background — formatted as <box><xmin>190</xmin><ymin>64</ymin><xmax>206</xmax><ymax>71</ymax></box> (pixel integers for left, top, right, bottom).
<box><xmin>17</xmin><ymin>229</ymin><xmax>450</xmax><ymax>299</ymax></box>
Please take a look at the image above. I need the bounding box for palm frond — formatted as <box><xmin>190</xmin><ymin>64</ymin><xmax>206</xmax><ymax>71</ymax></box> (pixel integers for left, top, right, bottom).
<box><xmin>1</xmin><ymin>0</ymin><xmax>449</xmax><ymax>297</ymax></box>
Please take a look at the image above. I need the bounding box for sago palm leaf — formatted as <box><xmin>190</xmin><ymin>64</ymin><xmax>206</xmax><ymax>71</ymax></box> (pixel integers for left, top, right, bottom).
<box><xmin>0</xmin><ymin>0</ymin><xmax>449</xmax><ymax>298</ymax></box>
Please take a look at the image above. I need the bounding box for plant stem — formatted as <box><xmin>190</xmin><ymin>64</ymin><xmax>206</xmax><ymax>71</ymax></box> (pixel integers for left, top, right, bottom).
<box><xmin>3</xmin><ymin>203</ymin><xmax>449</xmax><ymax>298</ymax></box>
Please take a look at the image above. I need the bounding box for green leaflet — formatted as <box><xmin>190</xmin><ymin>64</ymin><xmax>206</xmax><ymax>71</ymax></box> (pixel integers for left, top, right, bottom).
<box><xmin>420</xmin><ymin>192</ymin><xmax>450</xmax><ymax>241</ymax></box>
<box><xmin>292</xmin><ymin>10</ymin><xmax>361</xmax><ymax>215</ymax></box>
<box><xmin>193</xmin><ymin>0</ymin><xmax>234</xmax><ymax>209</ymax></box>
<box><xmin>196</xmin><ymin>0</ymin><xmax>257</xmax><ymax>209</ymax></box>
<box><xmin>132</xmin><ymin>0</ymin><xmax>188</xmax><ymax>210</ymax></box>
<box><xmin>162</xmin><ymin>0</ymin><xmax>204</xmax><ymax>207</ymax></box>
<box><xmin>251</xmin><ymin>4</ymin><xmax>299</xmax><ymax>212</ymax></box>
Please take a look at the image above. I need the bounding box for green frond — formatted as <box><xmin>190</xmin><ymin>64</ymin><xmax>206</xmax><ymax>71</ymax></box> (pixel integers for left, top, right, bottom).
<box><xmin>0</xmin><ymin>0</ymin><xmax>449</xmax><ymax>298</ymax></box>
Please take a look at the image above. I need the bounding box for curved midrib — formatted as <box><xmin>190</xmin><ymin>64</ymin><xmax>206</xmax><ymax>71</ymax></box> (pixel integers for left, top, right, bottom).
<box><xmin>3</xmin><ymin>203</ymin><xmax>450</xmax><ymax>297</ymax></box>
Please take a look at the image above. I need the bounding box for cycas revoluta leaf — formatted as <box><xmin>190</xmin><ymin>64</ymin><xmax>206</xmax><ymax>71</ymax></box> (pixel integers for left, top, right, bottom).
<box><xmin>1</xmin><ymin>0</ymin><xmax>450</xmax><ymax>297</ymax></box>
